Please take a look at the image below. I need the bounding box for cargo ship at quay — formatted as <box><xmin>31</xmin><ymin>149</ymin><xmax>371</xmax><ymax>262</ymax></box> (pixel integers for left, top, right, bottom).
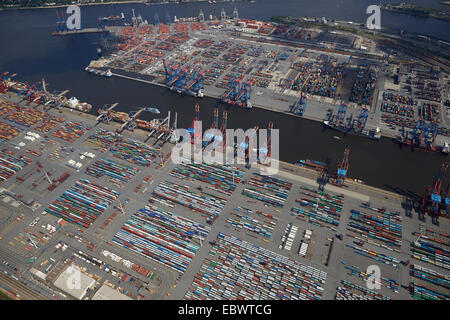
<box><xmin>322</xmin><ymin>120</ymin><xmax>382</xmax><ymax>140</ymax></box>
<box><xmin>79</xmin><ymin>9</ymin><xmax>450</xmax><ymax>153</ymax></box>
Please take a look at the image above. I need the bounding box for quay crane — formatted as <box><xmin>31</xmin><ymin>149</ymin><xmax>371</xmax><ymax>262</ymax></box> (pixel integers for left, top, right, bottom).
<box><xmin>409</xmin><ymin>118</ymin><xmax>438</xmax><ymax>151</ymax></box>
<box><xmin>118</xmin><ymin>108</ymin><xmax>146</xmax><ymax>133</ymax></box>
<box><xmin>220</xmin><ymin>79</ymin><xmax>252</xmax><ymax>109</ymax></box>
<box><xmin>259</xmin><ymin>121</ymin><xmax>273</xmax><ymax>161</ymax></box>
<box><xmin>187</xmin><ymin>104</ymin><xmax>201</xmax><ymax>143</ymax></box>
<box><xmin>45</xmin><ymin>89</ymin><xmax>70</xmax><ymax>110</ymax></box>
<box><xmin>56</xmin><ymin>9</ymin><xmax>67</xmax><ymax>33</ymax></box>
<box><xmin>235</xmin><ymin>81</ymin><xmax>252</xmax><ymax>108</ymax></box>
<box><xmin>220</xmin><ymin>78</ymin><xmax>240</xmax><ymax>104</ymax></box>
<box><xmin>154</xmin><ymin>12</ymin><xmax>160</xmax><ymax>26</ymax></box>
<box><xmin>333</xmin><ymin>147</ymin><xmax>350</xmax><ymax>187</ymax></box>
<box><xmin>151</xmin><ymin>111</ymin><xmax>173</xmax><ymax>143</ymax></box>
<box><xmin>169</xmin><ymin>111</ymin><xmax>179</xmax><ymax>143</ymax></box>
<box><xmin>354</xmin><ymin>107</ymin><xmax>369</xmax><ymax>132</ymax></box>
<box><xmin>292</xmin><ymin>92</ymin><xmax>307</xmax><ymax>116</ymax></box>
<box><xmin>205</xmin><ymin>109</ymin><xmax>228</xmax><ymax>150</ymax></box>
<box><xmin>238</xmin><ymin>125</ymin><xmax>259</xmax><ymax>164</ymax></box>
<box><xmin>163</xmin><ymin>59</ymin><xmax>204</xmax><ymax>97</ymax></box>
<box><xmin>97</xmin><ymin>13</ymin><xmax>125</xmax><ymax>29</ymax></box>
<box><xmin>183</xmin><ymin>71</ymin><xmax>205</xmax><ymax>97</ymax></box>
<box><xmin>421</xmin><ymin>161</ymin><xmax>448</xmax><ymax>217</ymax></box>
<box><xmin>443</xmin><ymin>184</ymin><xmax>450</xmax><ymax>217</ymax></box>
<box><xmin>203</xmin><ymin>108</ymin><xmax>220</xmax><ymax>149</ymax></box>
<box><xmin>0</xmin><ymin>72</ymin><xmax>17</xmax><ymax>93</ymax></box>
<box><xmin>96</xmin><ymin>103</ymin><xmax>119</xmax><ymax>123</ymax></box>
<box><xmin>220</xmin><ymin>110</ymin><xmax>228</xmax><ymax>148</ymax></box>
<box><xmin>334</xmin><ymin>103</ymin><xmax>348</xmax><ymax>127</ymax></box>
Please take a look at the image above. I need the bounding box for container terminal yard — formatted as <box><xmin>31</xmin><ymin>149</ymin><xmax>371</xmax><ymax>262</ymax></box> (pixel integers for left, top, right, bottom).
<box><xmin>0</xmin><ymin>7</ymin><xmax>449</xmax><ymax>302</ymax></box>
<box><xmin>82</xmin><ymin>9</ymin><xmax>450</xmax><ymax>152</ymax></box>
<box><xmin>0</xmin><ymin>77</ymin><xmax>448</xmax><ymax>301</ymax></box>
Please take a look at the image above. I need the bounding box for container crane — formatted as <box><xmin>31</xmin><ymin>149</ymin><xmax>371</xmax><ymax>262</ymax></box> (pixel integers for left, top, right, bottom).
<box><xmin>56</xmin><ymin>9</ymin><xmax>66</xmax><ymax>32</ymax></box>
<box><xmin>355</xmin><ymin>107</ymin><xmax>369</xmax><ymax>132</ymax></box>
<box><xmin>153</xmin><ymin>111</ymin><xmax>172</xmax><ymax>143</ymax></box>
<box><xmin>425</xmin><ymin>121</ymin><xmax>439</xmax><ymax>150</ymax></box>
<box><xmin>421</xmin><ymin>161</ymin><xmax>448</xmax><ymax>216</ymax></box>
<box><xmin>118</xmin><ymin>108</ymin><xmax>146</xmax><ymax>133</ymax></box>
<box><xmin>238</xmin><ymin>125</ymin><xmax>259</xmax><ymax>159</ymax></box>
<box><xmin>334</xmin><ymin>103</ymin><xmax>347</xmax><ymax>127</ymax></box>
<box><xmin>219</xmin><ymin>78</ymin><xmax>240</xmax><ymax>104</ymax></box>
<box><xmin>0</xmin><ymin>72</ymin><xmax>16</xmax><ymax>93</ymax></box>
<box><xmin>292</xmin><ymin>92</ymin><xmax>307</xmax><ymax>116</ymax></box>
<box><xmin>235</xmin><ymin>81</ymin><xmax>252</xmax><ymax>108</ymax></box>
<box><xmin>96</xmin><ymin>103</ymin><xmax>119</xmax><ymax>123</ymax></box>
<box><xmin>183</xmin><ymin>72</ymin><xmax>204</xmax><ymax>97</ymax></box>
<box><xmin>220</xmin><ymin>110</ymin><xmax>228</xmax><ymax>147</ymax></box>
<box><xmin>203</xmin><ymin>108</ymin><xmax>219</xmax><ymax>149</ymax></box>
<box><xmin>443</xmin><ymin>183</ymin><xmax>450</xmax><ymax>217</ymax></box>
<box><xmin>259</xmin><ymin>121</ymin><xmax>273</xmax><ymax>160</ymax></box>
<box><xmin>187</xmin><ymin>104</ymin><xmax>201</xmax><ymax>143</ymax></box>
<box><xmin>334</xmin><ymin>147</ymin><xmax>350</xmax><ymax>186</ymax></box>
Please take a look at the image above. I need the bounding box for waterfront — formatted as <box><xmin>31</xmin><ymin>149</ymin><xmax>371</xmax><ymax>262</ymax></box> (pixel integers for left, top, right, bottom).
<box><xmin>0</xmin><ymin>1</ymin><xmax>449</xmax><ymax>303</ymax></box>
<box><xmin>0</xmin><ymin>1</ymin><xmax>448</xmax><ymax>195</ymax></box>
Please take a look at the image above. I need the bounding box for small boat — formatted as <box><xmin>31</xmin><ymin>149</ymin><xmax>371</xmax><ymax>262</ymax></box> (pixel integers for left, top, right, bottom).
<box><xmin>333</xmin><ymin>136</ymin><xmax>341</xmax><ymax>140</ymax></box>
<box><xmin>145</xmin><ymin>107</ymin><xmax>160</xmax><ymax>114</ymax></box>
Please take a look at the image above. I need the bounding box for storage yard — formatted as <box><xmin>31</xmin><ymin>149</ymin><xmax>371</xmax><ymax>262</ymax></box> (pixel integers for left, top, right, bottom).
<box><xmin>0</xmin><ymin>89</ymin><xmax>448</xmax><ymax>300</ymax></box>
<box><xmin>84</xmin><ymin>17</ymin><xmax>450</xmax><ymax>150</ymax></box>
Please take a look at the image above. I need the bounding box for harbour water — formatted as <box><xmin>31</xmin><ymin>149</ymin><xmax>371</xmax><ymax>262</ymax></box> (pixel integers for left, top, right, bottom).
<box><xmin>0</xmin><ymin>0</ymin><xmax>448</xmax><ymax>195</ymax></box>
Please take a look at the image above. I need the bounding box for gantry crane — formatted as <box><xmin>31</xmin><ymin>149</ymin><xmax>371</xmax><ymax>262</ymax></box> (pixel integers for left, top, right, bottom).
<box><xmin>334</xmin><ymin>147</ymin><xmax>350</xmax><ymax>187</ymax></box>
<box><xmin>187</xmin><ymin>104</ymin><xmax>201</xmax><ymax>144</ymax></box>
<box><xmin>355</xmin><ymin>107</ymin><xmax>369</xmax><ymax>132</ymax></box>
<box><xmin>259</xmin><ymin>121</ymin><xmax>273</xmax><ymax>161</ymax></box>
<box><xmin>334</xmin><ymin>103</ymin><xmax>348</xmax><ymax>127</ymax></box>
<box><xmin>56</xmin><ymin>9</ymin><xmax>66</xmax><ymax>32</ymax></box>
<box><xmin>0</xmin><ymin>72</ymin><xmax>17</xmax><ymax>93</ymax></box>
<box><xmin>118</xmin><ymin>108</ymin><xmax>146</xmax><ymax>133</ymax></box>
<box><xmin>96</xmin><ymin>103</ymin><xmax>119</xmax><ymax>123</ymax></box>
<box><xmin>238</xmin><ymin>125</ymin><xmax>259</xmax><ymax>160</ymax></box>
<box><xmin>421</xmin><ymin>161</ymin><xmax>448</xmax><ymax>217</ymax></box>
<box><xmin>292</xmin><ymin>92</ymin><xmax>307</xmax><ymax>116</ymax></box>
<box><xmin>203</xmin><ymin>108</ymin><xmax>220</xmax><ymax>149</ymax></box>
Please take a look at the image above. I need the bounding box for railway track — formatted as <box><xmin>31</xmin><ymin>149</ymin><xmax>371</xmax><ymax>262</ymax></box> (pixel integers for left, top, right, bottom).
<box><xmin>0</xmin><ymin>272</ymin><xmax>45</xmax><ymax>300</ymax></box>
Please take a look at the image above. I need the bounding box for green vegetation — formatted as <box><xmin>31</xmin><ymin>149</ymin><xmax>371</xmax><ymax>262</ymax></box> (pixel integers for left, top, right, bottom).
<box><xmin>0</xmin><ymin>290</ymin><xmax>12</xmax><ymax>300</ymax></box>
<box><xmin>383</xmin><ymin>3</ymin><xmax>450</xmax><ymax>22</ymax></box>
<box><xmin>0</xmin><ymin>0</ymin><xmax>142</xmax><ymax>9</ymax></box>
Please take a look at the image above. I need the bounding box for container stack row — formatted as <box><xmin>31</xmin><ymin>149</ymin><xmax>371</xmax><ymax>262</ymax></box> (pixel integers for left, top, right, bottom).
<box><xmin>185</xmin><ymin>233</ymin><xmax>326</xmax><ymax>300</ymax></box>
<box><xmin>112</xmin><ymin>206</ymin><xmax>210</xmax><ymax>274</ymax></box>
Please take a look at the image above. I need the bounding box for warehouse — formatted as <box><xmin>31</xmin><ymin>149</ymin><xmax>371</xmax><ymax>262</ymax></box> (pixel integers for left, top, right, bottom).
<box><xmin>91</xmin><ymin>284</ymin><xmax>132</xmax><ymax>300</ymax></box>
<box><xmin>53</xmin><ymin>264</ymin><xmax>96</xmax><ymax>300</ymax></box>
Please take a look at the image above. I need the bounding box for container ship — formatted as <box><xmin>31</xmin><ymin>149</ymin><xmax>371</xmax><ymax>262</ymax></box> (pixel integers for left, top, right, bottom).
<box><xmin>323</xmin><ymin>120</ymin><xmax>381</xmax><ymax>140</ymax></box>
<box><xmin>110</xmin><ymin>111</ymin><xmax>129</xmax><ymax>123</ymax></box>
<box><xmin>101</xmin><ymin>110</ymin><xmax>164</xmax><ymax>132</ymax></box>
<box><xmin>296</xmin><ymin>159</ymin><xmax>328</xmax><ymax>172</ymax></box>
<box><xmin>169</xmin><ymin>86</ymin><xmax>204</xmax><ymax>98</ymax></box>
<box><xmin>85</xmin><ymin>67</ymin><xmax>112</xmax><ymax>78</ymax></box>
<box><xmin>7</xmin><ymin>81</ymin><xmax>27</xmax><ymax>93</ymax></box>
<box><xmin>65</xmin><ymin>97</ymin><xmax>92</xmax><ymax>113</ymax></box>
<box><xmin>394</xmin><ymin>136</ymin><xmax>450</xmax><ymax>154</ymax></box>
<box><xmin>102</xmin><ymin>13</ymin><xmax>125</xmax><ymax>22</ymax></box>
